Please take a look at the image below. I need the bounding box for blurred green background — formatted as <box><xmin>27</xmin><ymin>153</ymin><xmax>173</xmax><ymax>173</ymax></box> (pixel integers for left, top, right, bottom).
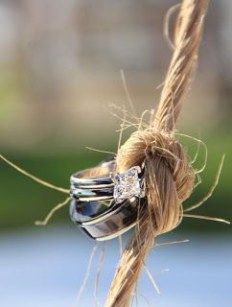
<box><xmin>0</xmin><ymin>0</ymin><xmax>231</xmax><ymax>234</ymax></box>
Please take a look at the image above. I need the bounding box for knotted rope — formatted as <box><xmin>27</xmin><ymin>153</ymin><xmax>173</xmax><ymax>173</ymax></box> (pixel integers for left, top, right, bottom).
<box><xmin>105</xmin><ymin>1</ymin><xmax>209</xmax><ymax>306</ymax></box>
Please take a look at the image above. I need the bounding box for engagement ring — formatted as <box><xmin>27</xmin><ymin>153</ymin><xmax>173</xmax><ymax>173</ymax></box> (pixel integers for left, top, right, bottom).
<box><xmin>69</xmin><ymin>160</ymin><xmax>145</xmax><ymax>240</ymax></box>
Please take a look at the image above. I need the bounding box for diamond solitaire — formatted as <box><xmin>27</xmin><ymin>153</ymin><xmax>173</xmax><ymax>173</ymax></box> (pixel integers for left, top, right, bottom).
<box><xmin>70</xmin><ymin>160</ymin><xmax>145</xmax><ymax>240</ymax></box>
<box><xmin>112</xmin><ymin>166</ymin><xmax>144</xmax><ymax>204</ymax></box>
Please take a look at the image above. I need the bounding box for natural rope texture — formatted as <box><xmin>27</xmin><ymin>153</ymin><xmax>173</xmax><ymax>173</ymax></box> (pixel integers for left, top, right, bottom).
<box><xmin>105</xmin><ymin>1</ymin><xmax>209</xmax><ymax>306</ymax></box>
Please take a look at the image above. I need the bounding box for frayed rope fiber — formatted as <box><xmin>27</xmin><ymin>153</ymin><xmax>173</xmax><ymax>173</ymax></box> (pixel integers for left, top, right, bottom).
<box><xmin>105</xmin><ymin>0</ymin><xmax>209</xmax><ymax>306</ymax></box>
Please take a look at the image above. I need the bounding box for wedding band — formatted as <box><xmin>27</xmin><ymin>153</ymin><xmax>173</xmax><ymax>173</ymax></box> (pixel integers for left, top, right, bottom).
<box><xmin>70</xmin><ymin>197</ymin><xmax>144</xmax><ymax>240</ymax></box>
<box><xmin>69</xmin><ymin>160</ymin><xmax>145</xmax><ymax>240</ymax></box>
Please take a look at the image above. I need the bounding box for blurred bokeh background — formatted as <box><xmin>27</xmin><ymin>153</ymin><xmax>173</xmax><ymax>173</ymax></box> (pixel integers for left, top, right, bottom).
<box><xmin>0</xmin><ymin>1</ymin><xmax>231</xmax><ymax>306</ymax></box>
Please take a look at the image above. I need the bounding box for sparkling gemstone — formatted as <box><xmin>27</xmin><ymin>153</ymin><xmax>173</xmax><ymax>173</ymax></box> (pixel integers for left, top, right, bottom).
<box><xmin>113</xmin><ymin>166</ymin><xmax>142</xmax><ymax>203</ymax></box>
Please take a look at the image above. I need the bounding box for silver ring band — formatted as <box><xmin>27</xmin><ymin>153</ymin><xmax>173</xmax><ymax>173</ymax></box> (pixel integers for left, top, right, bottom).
<box><xmin>69</xmin><ymin>160</ymin><xmax>145</xmax><ymax>240</ymax></box>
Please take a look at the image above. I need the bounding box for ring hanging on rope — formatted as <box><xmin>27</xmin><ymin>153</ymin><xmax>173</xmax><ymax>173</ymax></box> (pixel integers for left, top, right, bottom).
<box><xmin>69</xmin><ymin>160</ymin><xmax>145</xmax><ymax>240</ymax></box>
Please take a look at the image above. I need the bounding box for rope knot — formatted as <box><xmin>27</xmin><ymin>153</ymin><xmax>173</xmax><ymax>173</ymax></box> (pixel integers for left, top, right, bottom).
<box><xmin>116</xmin><ymin>129</ymin><xmax>195</xmax><ymax>235</ymax></box>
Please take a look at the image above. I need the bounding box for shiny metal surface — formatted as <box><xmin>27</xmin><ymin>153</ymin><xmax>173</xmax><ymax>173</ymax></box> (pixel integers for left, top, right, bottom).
<box><xmin>69</xmin><ymin>160</ymin><xmax>144</xmax><ymax>240</ymax></box>
<box><xmin>71</xmin><ymin>197</ymin><xmax>144</xmax><ymax>240</ymax></box>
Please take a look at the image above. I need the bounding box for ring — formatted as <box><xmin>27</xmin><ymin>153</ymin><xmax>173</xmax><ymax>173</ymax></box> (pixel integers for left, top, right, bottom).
<box><xmin>69</xmin><ymin>160</ymin><xmax>145</xmax><ymax>240</ymax></box>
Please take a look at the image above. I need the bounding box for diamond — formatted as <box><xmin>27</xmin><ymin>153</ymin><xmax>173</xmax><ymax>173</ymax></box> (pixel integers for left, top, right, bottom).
<box><xmin>113</xmin><ymin>166</ymin><xmax>143</xmax><ymax>204</ymax></box>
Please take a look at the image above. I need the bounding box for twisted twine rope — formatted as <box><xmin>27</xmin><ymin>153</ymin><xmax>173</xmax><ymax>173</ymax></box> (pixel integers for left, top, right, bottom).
<box><xmin>105</xmin><ymin>1</ymin><xmax>209</xmax><ymax>306</ymax></box>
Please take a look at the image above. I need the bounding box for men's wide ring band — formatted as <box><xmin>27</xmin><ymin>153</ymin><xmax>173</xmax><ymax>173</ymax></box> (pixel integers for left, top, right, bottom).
<box><xmin>69</xmin><ymin>160</ymin><xmax>145</xmax><ymax>240</ymax></box>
